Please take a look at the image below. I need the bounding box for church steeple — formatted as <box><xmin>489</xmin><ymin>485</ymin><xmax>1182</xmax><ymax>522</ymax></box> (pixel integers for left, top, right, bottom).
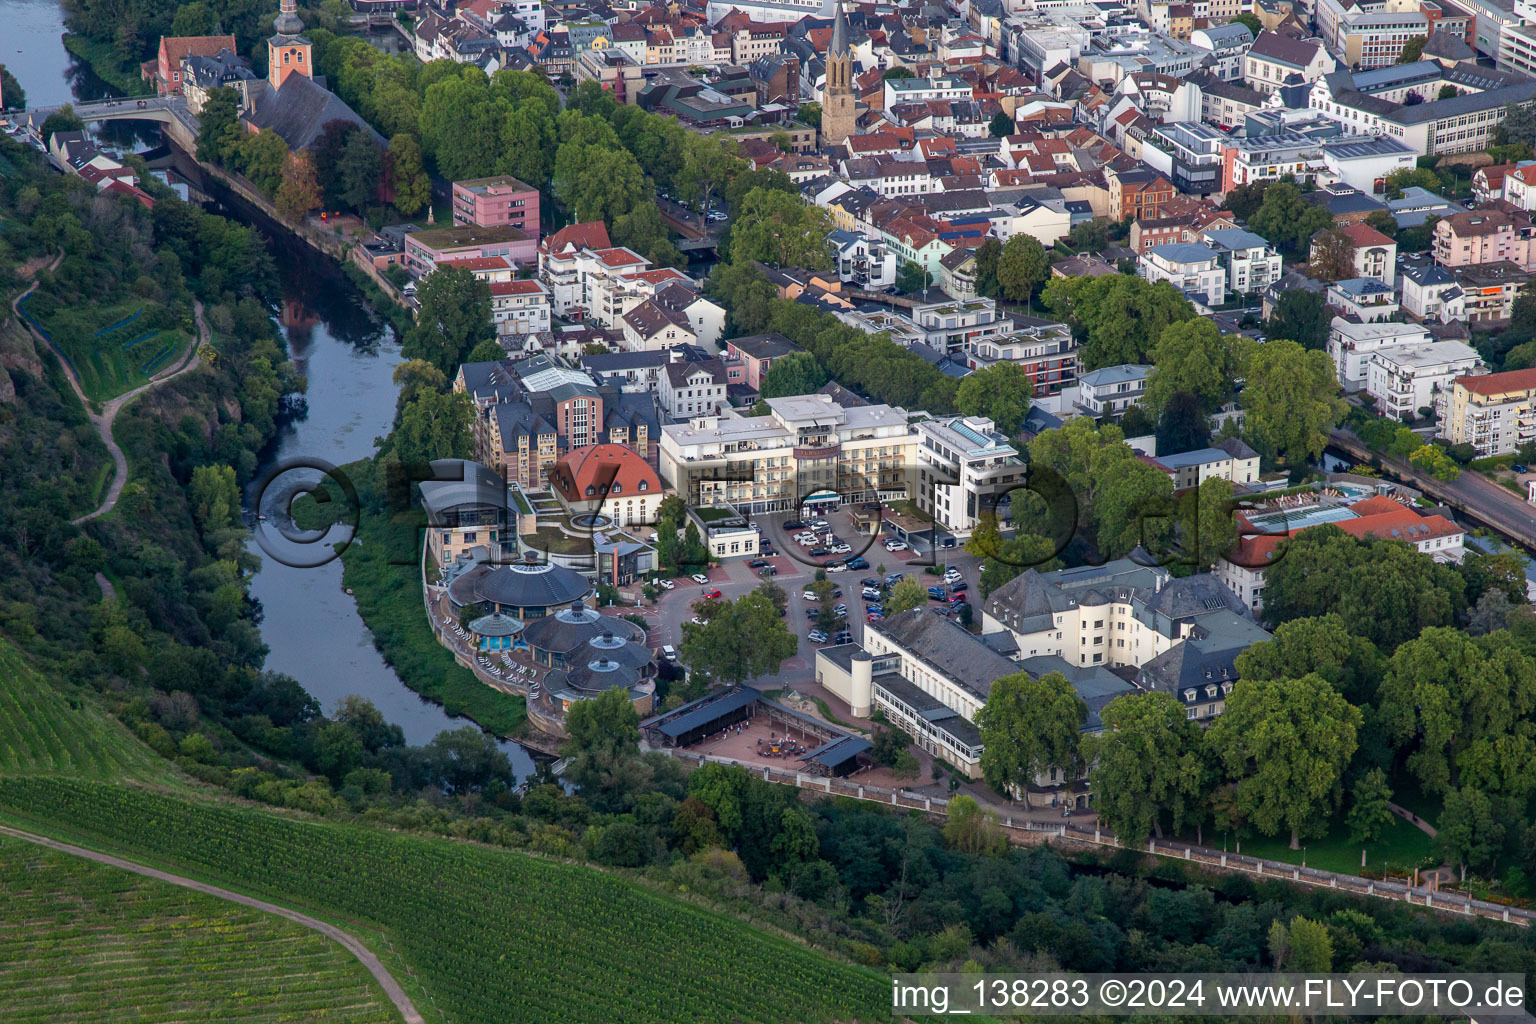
<box><xmin>820</xmin><ymin>2</ymin><xmax>858</xmax><ymax>146</ymax></box>
<box><xmin>268</xmin><ymin>0</ymin><xmax>312</xmax><ymax>89</ymax></box>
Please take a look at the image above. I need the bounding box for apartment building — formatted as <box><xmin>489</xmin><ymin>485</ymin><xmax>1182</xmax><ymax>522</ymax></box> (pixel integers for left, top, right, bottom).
<box><xmin>489</xmin><ymin>279</ymin><xmax>553</xmax><ymax>336</ymax></box>
<box><xmin>1365</xmin><ymin>341</ymin><xmax>1484</xmax><ymax>420</ymax></box>
<box><xmin>964</xmin><ymin>316</ymin><xmax>1080</xmax><ymax>395</ymax></box>
<box><xmin>912</xmin><ymin>415</ymin><xmax>1025</xmax><ymax>539</ymax></box>
<box><xmin>1457</xmin><ymin>261</ymin><xmax>1533</xmax><ymax>321</ymax></box>
<box><xmin>659</xmin><ymin>394</ymin><xmax>917</xmax><ymax>515</ymax></box>
<box><xmin>1078</xmin><ymin>364</ymin><xmax>1152</xmax><ymax>417</ymax></box>
<box><xmin>1139</xmin><ymin>242</ymin><xmax>1226</xmax><ymax>306</ymax></box>
<box><xmin>1202</xmin><ymin>228</ymin><xmax>1283</xmax><ymax>295</ymax></box>
<box><xmin>1327</xmin><ymin>318</ymin><xmax>1434</xmax><ymax>390</ymax></box>
<box><xmin>1437</xmin><ymin>367</ymin><xmax>1536</xmax><ymax>455</ymax></box>
<box><xmin>539</xmin><ymin>243</ymin><xmax>691</xmax><ymax>327</ymax></box>
<box><xmin>1144</xmin><ymin>437</ymin><xmax>1262</xmax><ymax>489</ymax></box>
<box><xmin>1433</xmin><ymin>210</ymin><xmax>1536</xmax><ymax>270</ymax></box>
<box><xmin>658</xmin><ymin>359</ymin><xmax>729</xmax><ymax>422</ymax></box>
<box><xmin>1105</xmin><ymin>166</ymin><xmax>1177</xmax><ymax>222</ymax></box>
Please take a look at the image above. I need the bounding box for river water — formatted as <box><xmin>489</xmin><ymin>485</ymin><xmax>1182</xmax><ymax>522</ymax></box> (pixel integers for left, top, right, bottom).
<box><xmin>13</xmin><ymin>1</ymin><xmax>536</xmax><ymax>776</ymax></box>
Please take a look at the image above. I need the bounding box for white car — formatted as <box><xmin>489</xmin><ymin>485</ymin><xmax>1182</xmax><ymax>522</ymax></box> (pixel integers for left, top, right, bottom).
<box><xmin>944</xmin><ymin>570</ymin><xmax>963</xmax><ymax>583</ymax></box>
<box><xmin>831</xmin><ymin>544</ymin><xmax>852</xmax><ymax>554</ymax></box>
<box><xmin>884</xmin><ymin>540</ymin><xmax>908</xmax><ymax>551</ymax></box>
<box><xmin>826</xmin><ymin>563</ymin><xmax>846</xmax><ymax>573</ymax></box>
<box><xmin>660</xmin><ymin>645</ymin><xmax>678</xmax><ymax>661</ymax></box>
<box><xmin>690</xmin><ymin>616</ymin><xmax>709</xmax><ymax>625</ymax></box>
<box><xmin>656</xmin><ymin>578</ymin><xmax>675</xmax><ymax>590</ymax></box>
<box><xmin>691</xmin><ymin>574</ymin><xmax>710</xmax><ymax>585</ymax></box>
<box><xmin>802</xmin><ymin>591</ymin><xmax>819</xmax><ymax>601</ymax></box>
<box><xmin>809</xmin><ymin>520</ymin><xmax>829</xmax><ymax>530</ymax></box>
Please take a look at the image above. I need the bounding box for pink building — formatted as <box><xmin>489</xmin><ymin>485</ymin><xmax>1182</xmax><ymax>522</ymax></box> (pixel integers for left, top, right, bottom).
<box><xmin>1433</xmin><ymin>209</ymin><xmax>1536</xmax><ymax>271</ymax></box>
<box><xmin>451</xmin><ymin>175</ymin><xmax>540</xmax><ymax>240</ymax></box>
<box><xmin>722</xmin><ymin>332</ymin><xmax>802</xmax><ymax>390</ymax></box>
<box><xmin>405</xmin><ymin>224</ymin><xmax>536</xmax><ymax>277</ymax></box>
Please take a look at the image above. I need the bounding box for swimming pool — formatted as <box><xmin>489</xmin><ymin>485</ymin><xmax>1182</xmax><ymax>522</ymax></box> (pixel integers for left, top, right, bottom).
<box><xmin>1244</xmin><ymin>504</ymin><xmax>1360</xmax><ymax>534</ymax></box>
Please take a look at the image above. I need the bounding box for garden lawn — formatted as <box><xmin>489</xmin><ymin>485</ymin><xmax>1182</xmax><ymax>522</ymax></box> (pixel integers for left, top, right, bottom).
<box><xmin>1233</xmin><ymin>811</ymin><xmax>1437</xmax><ymax>877</ymax></box>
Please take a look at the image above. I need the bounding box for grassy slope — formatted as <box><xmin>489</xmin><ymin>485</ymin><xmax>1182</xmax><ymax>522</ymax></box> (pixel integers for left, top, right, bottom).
<box><xmin>0</xmin><ymin>837</ymin><xmax>399</xmax><ymax>1024</ymax></box>
<box><xmin>0</xmin><ymin>777</ymin><xmax>894</xmax><ymax>1024</ymax></box>
<box><xmin>0</xmin><ymin>639</ymin><xmax>171</xmax><ymax>783</ymax></box>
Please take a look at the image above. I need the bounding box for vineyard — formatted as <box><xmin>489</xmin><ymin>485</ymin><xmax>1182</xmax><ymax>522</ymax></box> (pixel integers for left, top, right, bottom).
<box><xmin>0</xmin><ymin>777</ymin><xmax>894</xmax><ymax>1024</ymax></box>
<box><xmin>0</xmin><ymin>835</ymin><xmax>399</xmax><ymax>1024</ymax></box>
<box><xmin>0</xmin><ymin>639</ymin><xmax>171</xmax><ymax>782</ymax></box>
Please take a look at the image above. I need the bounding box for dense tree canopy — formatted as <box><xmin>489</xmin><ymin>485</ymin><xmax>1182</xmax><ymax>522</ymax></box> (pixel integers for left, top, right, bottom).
<box><xmin>1041</xmin><ymin>274</ymin><xmax>1196</xmax><ymax>370</ymax></box>
<box><xmin>679</xmin><ymin>590</ymin><xmax>798</xmax><ymax>685</ymax></box>
<box><xmin>1207</xmin><ymin>673</ymin><xmax>1361</xmax><ymax>849</ymax></box>
<box><xmin>1261</xmin><ymin>527</ymin><xmax>1467</xmax><ymax>650</ymax></box>
<box><xmin>402</xmin><ymin>267</ymin><xmax>493</xmax><ymax>376</ymax></box>
<box><xmin>1084</xmin><ymin>692</ymin><xmax>1209</xmax><ymax>845</ymax></box>
<box><xmin>976</xmin><ymin>671</ymin><xmax>1087</xmax><ymax>797</ymax></box>
<box><xmin>1144</xmin><ymin>318</ymin><xmax>1247</xmax><ymax>416</ymax></box>
<box><xmin>1266</xmin><ymin>288</ymin><xmax>1330</xmax><ymax>351</ymax></box>
<box><xmin>956</xmin><ymin>362</ymin><xmax>1034</xmax><ymax>435</ymax></box>
<box><xmin>1240</xmin><ymin>340</ymin><xmax>1345</xmax><ymax>466</ymax></box>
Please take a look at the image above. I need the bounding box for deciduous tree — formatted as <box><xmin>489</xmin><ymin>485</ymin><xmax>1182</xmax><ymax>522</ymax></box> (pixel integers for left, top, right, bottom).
<box><xmin>1083</xmin><ymin>692</ymin><xmax>1209</xmax><ymax>845</ymax></box>
<box><xmin>1144</xmin><ymin>318</ymin><xmax>1247</xmax><ymax>416</ymax></box>
<box><xmin>403</xmin><ymin>266</ymin><xmax>494</xmax><ymax>375</ymax></box>
<box><xmin>976</xmin><ymin>670</ymin><xmax>1087</xmax><ymax>798</ymax></box>
<box><xmin>956</xmin><ymin>362</ymin><xmax>1034</xmax><ymax>435</ymax></box>
<box><xmin>996</xmin><ymin>234</ymin><xmax>1049</xmax><ymax>304</ymax></box>
<box><xmin>1240</xmin><ymin>340</ymin><xmax>1345</xmax><ymax>466</ymax></box>
<box><xmin>759</xmin><ymin>351</ymin><xmax>828</xmax><ymax>399</ymax></box>
<box><xmin>1206</xmin><ymin>673</ymin><xmax>1360</xmax><ymax>849</ymax></box>
<box><xmin>387</xmin><ymin>133</ymin><xmax>430</xmax><ymax>216</ymax></box>
<box><xmin>678</xmin><ymin>589</ymin><xmax>798</xmax><ymax>685</ymax></box>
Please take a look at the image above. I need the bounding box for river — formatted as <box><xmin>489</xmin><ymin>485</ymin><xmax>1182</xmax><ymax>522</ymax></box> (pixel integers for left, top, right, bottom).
<box><xmin>13</xmin><ymin>1</ymin><xmax>536</xmax><ymax>778</ymax></box>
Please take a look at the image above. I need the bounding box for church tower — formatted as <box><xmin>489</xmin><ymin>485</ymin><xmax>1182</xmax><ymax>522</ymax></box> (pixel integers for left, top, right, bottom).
<box><xmin>268</xmin><ymin>0</ymin><xmax>312</xmax><ymax>90</ymax></box>
<box><xmin>820</xmin><ymin>3</ymin><xmax>858</xmax><ymax>146</ymax></box>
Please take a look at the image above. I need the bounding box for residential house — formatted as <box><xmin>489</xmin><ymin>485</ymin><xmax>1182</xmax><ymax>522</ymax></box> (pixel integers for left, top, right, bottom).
<box><xmin>1143</xmin><ymin>437</ymin><xmax>1262</xmax><ymax>489</ymax></box>
<box><xmin>1433</xmin><ymin>209</ymin><xmax>1536</xmax><ymax>271</ymax></box>
<box><xmin>142</xmin><ymin>34</ymin><xmax>237</xmax><ymax>95</ymax></box>
<box><xmin>548</xmin><ymin>443</ymin><xmax>663</xmax><ymax>526</ymax></box>
<box><xmin>723</xmin><ymin>333</ymin><xmax>803</xmax><ymax>390</ymax></box>
<box><xmin>1139</xmin><ymin>242</ymin><xmax>1226</xmax><ymax>306</ymax></box>
<box><xmin>1327</xmin><ymin>318</ymin><xmax>1434</xmax><ymax>390</ymax></box>
<box><xmin>1078</xmin><ymin>364</ymin><xmax>1152</xmax><ymax>417</ymax></box>
<box><xmin>964</xmin><ymin>316</ymin><xmax>1080</xmax><ymax>395</ymax></box>
<box><xmin>1438</xmin><ymin>367</ymin><xmax>1536</xmax><ymax>455</ymax></box>
<box><xmin>1327</xmin><ymin>277</ymin><xmax>1400</xmax><ymax>321</ymax></box>
<box><xmin>658</xmin><ymin>359</ymin><xmax>729</xmax><ymax>421</ymax></box>
<box><xmin>1365</xmin><ymin>341</ymin><xmax>1484</xmax><ymax>420</ymax></box>
<box><xmin>489</xmin><ymin>279</ymin><xmax>553</xmax><ymax>336</ymax></box>
<box><xmin>912</xmin><ymin>415</ymin><xmax>1026</xmax><ymax>539</ymax></box>
<box><xmin>1105</xmin><ymin>166</ymin><xmax>1176</xmax><ymax>222</ymax></box>
<box><xmin>1203</xmin><ymin>228</ymin><xmax>1283</xmax><ymax>295</ymax></box>
<box><xmin>1399</xmin><ymin>259</ymin><xmax>1466</xmax><ymax>322</ymax></box>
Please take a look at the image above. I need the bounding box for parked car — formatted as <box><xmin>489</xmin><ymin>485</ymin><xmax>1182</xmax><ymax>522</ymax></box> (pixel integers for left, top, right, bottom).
<box><xmin>944</xmin><ymin>569</ymin><xmax>963</xmax><ymax>583</ymax></box>
<box><xmin>866</xmin><ymin>603</ymin><xmax>883</xmax><ymax>615</ymax></box>
<box><xmin>846</xmin><ymin>557</ymin><xmax>869</xmax><ymax>570</ymax></box>
<box><xmin>809</xmin><ymin>519</ymin><xmax>829</xmax><ymax>530</ymax></box>
<box><xmin>885</xmin><ymin>573</ymin><xmax>905</xmax><ymax>586</ymax></box>
<box><xmin>809</xmin><ymin>548</ymin><xmax>830</xmax><ymax>557</ymax></box>
<box><xmin>748</xmin><ymin>559</ymin><xmax>768</xmax><ymax>568</ymax></box>
<box><xmin>826</xmin><ymin>563</ymin><xmax>847</xmax><ymax>573</ymax></box>
<box><xmin>950</xmin><ymin>581</ymin><xmax>968</xmax><ymax>593</ymax></box>
<box><xmin>783</xmin><ymin>520</ymin><xmax>805</xmax><ymax>530</ymax></box>
<box><xmin>802</xmin><ymin>590</ymin><xmax>819</xmax><ymax>601</ymax></box>
<box><xmin>832</xmin><ymin>604</ymin><xmax>848</xmax><ymax>616</ymax></box>
<box><xmin>860</xmin><ymin>577</ymin><xmax>881</xmax><ymax>588</ymax></box>
<box><xmin>703</xmin><ymin>589</ymin><xmax>722</xmax><ymax>599</ymax></box>
<box><xmin>931</xmin><ymin>605</ymin><xmax>951</xmax><ymax>616</ymax></box>
<box><xmin>861</xmin><ymin>587</ymin><xmax>882</xmax><ymax>600</ymax></box>
<box><xmin>830</xmin><ymin>544</ymin><xmax>852</xmax><ymax>554</ymax></box>
<box><xmin>807</xmin><ymin>629</ymin><xmax>828</xmax><ymax>643</ymax></box>
<box><xmin>758</xmin><ymin>566</ymin><xmax>778</xmax><ymax>576</ymax></box>
<box><xmin>690</xmin><ymin>616</ymin><xmax>709</xmax><ymax>625</ymax></box>
<box><xmin>805</xmin><ymin>608</ymin><xmax>821</xmax><ymax>619</ymax></box>
<box><xmin>928</xmin><ymin>586</ymin><xmax>948</xmax><ymax>600</ymax></box>
<box><xmin>832</xmin><ymin>631</ymin><xmax>853</xmax><ymax>644</ymax></box>
<box><xmin>884</xmin><ymin>540</ymin><xmax>908</xmax><ymax>551</ymax></box>
<box><xmin>660</xmin><ymin>645</ymin><xmax>678</xmax><ymax>661</ymax></box>
<box><xmin>691</xmin><ymin>574</ymin><xmax>710</xmax><ymax>585</ymax></box>
<box><xmin>866</xmin><ymin>610</ymin><xmax>883</xmax><ymax>622</ymax></box>
<box><xmin>656</xmin><ymin>578</ymin><xmax>675</xmax><ymax>590</ymax></box>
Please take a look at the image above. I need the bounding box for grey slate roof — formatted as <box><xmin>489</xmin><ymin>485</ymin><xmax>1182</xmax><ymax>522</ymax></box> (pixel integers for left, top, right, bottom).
<box><xmin>448</xmin><ymin>561</ymin><xmax>593</xmax><ymax>612</ymax></box>
<box><xmin>870</xmin><ymin>609</ymin><xmax>1019</xmax><ymax>702</ymax></box>
<box><xmin>243</xmin><ymin>74</ymin><xmax>383</xmax><ymax>151</ymax></box>
<box><xmin>419</xmin><ymin>459</ymin><xmax>509</xmax><ymax>522</ymax></box>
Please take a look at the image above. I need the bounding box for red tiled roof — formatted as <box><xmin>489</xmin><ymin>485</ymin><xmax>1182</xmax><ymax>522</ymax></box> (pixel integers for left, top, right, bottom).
<box><xmin>489</xmin><ymin>280</ymin><xmax>548</xmax><ymax>296</ymax></box>
<box><xmin>1334</xmin><ymin>222</ymin><xmax>1395</xmax><ymax>248</ymax></box>
<box><xmin>592</xmin><ymin>247</ymin><xmax>648</xmax><ymax>267</ymax></box>
<box><xmin>1336</xmin><ymin>509</ymin><xmax>1462</xmax><ymax>544</ymax></box>
<box><xmin>1455</xmin><ymin>367</ymin><xmax>1536</xmax><ymax>395</ymax></box>
<box><xmin>542</xmin><ymin>220</ymin><xmax>611</xmax><ymax>253</ymax></box>
<box><xmin>550</xmin><ymin>443</ymin><xmax>661</xmax><ymax>505</ymax></box>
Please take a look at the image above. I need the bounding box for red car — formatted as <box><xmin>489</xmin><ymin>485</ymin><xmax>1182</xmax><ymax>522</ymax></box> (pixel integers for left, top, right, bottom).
<box><xmin>703</xmin><ymin>589</ymin><xmax>722</xmax><ymax>600</ymax></box>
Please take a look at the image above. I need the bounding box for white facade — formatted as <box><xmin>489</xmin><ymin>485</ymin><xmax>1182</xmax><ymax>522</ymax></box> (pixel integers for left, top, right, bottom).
<box><xmin>912</xmin><ymin>416</ymin><xmax>1026</xmax><ymax>538</ymax></box>
<box><xmin>1326</xmin><ymin>317</ymin><xmax>1434</xmax><ymax>391</ymax></box>
<box><xmin>1139</xmin><ymin>243</ymin><xmax>1226</xmax><ymax>306</ymax></box>
<box><xmin>1366</xmin><ymin>341</ymin><xmax>1483</xmax><ymax>420</ymax></box>
<box><xmin>1078</xmin><ymin>364</ymin><xmax>1151</xmax><ymax>416</ymax></box>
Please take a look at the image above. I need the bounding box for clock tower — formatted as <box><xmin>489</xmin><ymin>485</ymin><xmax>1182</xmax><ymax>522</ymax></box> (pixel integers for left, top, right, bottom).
<box><xmin>268</xmin><ymin>0</ymin><xmax>312</xmax><ymax>90</ymax></box>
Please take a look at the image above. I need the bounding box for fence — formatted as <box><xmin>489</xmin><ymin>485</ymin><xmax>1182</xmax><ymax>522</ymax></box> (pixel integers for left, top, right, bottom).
<box><xmin>661</xmin><ymin>749</ymin><xmax>1535</xmax><ymax>930</ymax></box>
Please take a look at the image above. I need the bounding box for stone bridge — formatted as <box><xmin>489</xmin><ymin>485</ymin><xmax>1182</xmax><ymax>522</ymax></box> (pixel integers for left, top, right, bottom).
<box><xmin>17</xmin><ymin>96</ymin><xmax>199</xmax><ymax>148</ymax></box>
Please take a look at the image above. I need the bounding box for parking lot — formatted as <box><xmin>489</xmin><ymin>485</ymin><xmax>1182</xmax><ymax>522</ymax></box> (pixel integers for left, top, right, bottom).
<box><xmin>648</xmin><ymin>505</ymin><xmax>989</xmax><ymax>692</ymax></box>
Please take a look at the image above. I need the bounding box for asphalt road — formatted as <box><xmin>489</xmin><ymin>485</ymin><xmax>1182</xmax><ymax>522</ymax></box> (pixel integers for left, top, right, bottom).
<box><xmin>651</xmin><ymin>507</ymin><xmax>985</xmax><ymax>691</ymax></box>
